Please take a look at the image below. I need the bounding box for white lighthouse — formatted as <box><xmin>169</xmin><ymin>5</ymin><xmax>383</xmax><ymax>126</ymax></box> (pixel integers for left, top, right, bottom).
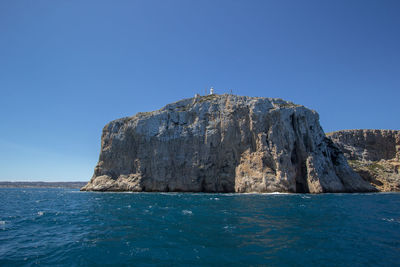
<box><xmin>210</xmin><ymin>87</ymin><xmax>214</xmax><ymax>95</ymax></box>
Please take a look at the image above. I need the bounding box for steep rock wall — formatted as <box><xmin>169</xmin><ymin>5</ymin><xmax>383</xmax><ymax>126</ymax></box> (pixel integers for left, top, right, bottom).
<box><xmin>82</xmin><ymin>95</ymin><xmax>374</xmax><ymax>193</ymax></box>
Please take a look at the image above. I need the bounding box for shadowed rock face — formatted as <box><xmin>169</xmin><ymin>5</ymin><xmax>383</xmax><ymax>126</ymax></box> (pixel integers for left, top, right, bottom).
<box><xmin>328</xmin><ymin>130</ymin><xmax>400</xmax><ymax>192</ymax></box>
<box><xmin>327</xmin><ymin>129</ymin><xmax>400</xmax><ymax>161</ymax></box>
<box><xmin>81</xmin><ymin>95</ymin><xmax>374</xmax><ymax>193</ymax></box>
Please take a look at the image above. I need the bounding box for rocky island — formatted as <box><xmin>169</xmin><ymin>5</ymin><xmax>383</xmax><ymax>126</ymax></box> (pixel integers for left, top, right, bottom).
<box><xmin>81</xmin><ymin>94</ymin><xmax>381</xmax><ymax>193</ymax></box>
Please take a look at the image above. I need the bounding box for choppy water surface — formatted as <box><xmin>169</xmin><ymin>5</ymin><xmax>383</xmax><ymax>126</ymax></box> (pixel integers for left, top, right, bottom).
<box><xmin>0</xmin><ymin>189</ymin><xmax>399</xmax><ymax>266</ymax></box>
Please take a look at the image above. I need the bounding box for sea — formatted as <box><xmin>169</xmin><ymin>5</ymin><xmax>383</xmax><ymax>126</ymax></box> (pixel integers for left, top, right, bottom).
<box><xmin>0</xmin><ymin>188</ymin><xmax>399</xmax><ymax>266</ymax></box>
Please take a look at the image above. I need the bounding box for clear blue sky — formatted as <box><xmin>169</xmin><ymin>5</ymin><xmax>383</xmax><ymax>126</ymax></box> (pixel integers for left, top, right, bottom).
<box><xmin>0</xmin><ymin>0</ymin><xmax>399</xmax><ymax>181</ymax></box>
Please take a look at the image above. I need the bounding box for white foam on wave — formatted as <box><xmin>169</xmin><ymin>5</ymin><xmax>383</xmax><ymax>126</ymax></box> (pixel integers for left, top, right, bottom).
<box><xmin>240</xmin><ymin>192</ymin><xmax>292</xmax><ymax>195</ymax></box>
<box><xmin>0</xmin><ymin>221</ymin><xmax>5</xmax><ymax>225</ymax></box>
<box><xmin>68</xmin><ymin>190</ymin><xmax>83</xmax><ymax>193</ymax></box>
<box><xmin>160</xmin><ymin>192</ymin><xmax>180</xmax><ymax>195</ymax></box>
<box><xmin>37</xmin><ymin>211</ymin><xmax>44</xmax><ymax>216</ymax></box>
<box><xmin>382</xmin><ymin>218</ymin><xmax>399</xmax><ymax>223</ymax></box>
<box><xmin>182</xmin><ymin>210</ymin><xmax>193</xmax><ymax>215</ymax></box>
<box><xmin>263</xmin><ymin>192</ymin><xmax>291</xmax><ymax>195</ymax></box>
<box><xmin>223</xmin><ymin>225</ymin><xmax>236</xmax><ymax>232</ymax></box>
<box><xmin>131</xmin><ymin>247</ymin><xmax>150</xmax><ymax>255</ymax></box>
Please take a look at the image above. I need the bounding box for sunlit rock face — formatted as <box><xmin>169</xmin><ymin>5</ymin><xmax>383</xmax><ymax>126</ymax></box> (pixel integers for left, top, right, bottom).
<box><xmin>328</xmin><ymin>130</ymin><xmax>400</xmax><ymax>192</ymax></box>
<box><xmin>81</xmin><ymin>95</ymin><xmax>374</xmax><ymax>193</ymax></box>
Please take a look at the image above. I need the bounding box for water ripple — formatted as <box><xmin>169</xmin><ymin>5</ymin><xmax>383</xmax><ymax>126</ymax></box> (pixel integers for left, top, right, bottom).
<box><xmin>0</xmin><ymin>188</ymin><xmax>399</xmax><ymax>266</ymax></box>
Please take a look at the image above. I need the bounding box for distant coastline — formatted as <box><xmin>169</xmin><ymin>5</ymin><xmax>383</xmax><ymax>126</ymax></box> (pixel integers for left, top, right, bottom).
<box><xmin>0</xmin><ymin>181</ymin><xmax>87</xmax><ymax>189</ymax></box>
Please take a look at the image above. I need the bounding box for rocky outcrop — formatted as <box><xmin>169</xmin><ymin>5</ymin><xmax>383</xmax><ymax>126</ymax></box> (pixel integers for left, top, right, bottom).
<box><xmin>328</xmin><ymin>130</ymin><xmax>400</xmax><ymax>192</ymax></box>
<box><xmin>81</xmin><ymin>95</ymin><xmax>375</xmax><ymax>193</ymax></box>
<box><xmin>327</xmin><ymin>130</ymin><xmax>400</xmax><ymax>161</ymax></box>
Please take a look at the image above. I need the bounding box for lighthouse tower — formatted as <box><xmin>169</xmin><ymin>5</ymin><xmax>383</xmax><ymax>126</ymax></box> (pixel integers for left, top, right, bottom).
<box><xmin>210</xmin><ymin>87</ymin><xmax>214</xmax><ymax>95</ymax></box>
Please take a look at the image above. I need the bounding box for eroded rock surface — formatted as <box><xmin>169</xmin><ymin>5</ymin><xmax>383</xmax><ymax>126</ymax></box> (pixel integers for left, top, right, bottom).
<box><xmin>81</xmin><ymin>95</ymin><xmax>374</xmax><ymax>193</ymax></box>
<box><xmin>328</xmin><ymin>130</ymin><xmax>400</xmax><ymax>191</ymax></box>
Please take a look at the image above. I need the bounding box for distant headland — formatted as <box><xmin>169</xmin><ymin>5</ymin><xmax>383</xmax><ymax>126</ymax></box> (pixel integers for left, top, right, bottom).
<box><xmin>0</xmin><ymin>181</ymin><xmax>87</xmax><ymax>189</ymax></box>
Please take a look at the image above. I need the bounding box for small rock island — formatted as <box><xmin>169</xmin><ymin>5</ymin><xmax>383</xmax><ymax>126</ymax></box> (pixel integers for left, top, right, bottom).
<box><xmin>82</xmin><ymin>94</ymin><xmax>393</xmax><ymax>193</ymax></box>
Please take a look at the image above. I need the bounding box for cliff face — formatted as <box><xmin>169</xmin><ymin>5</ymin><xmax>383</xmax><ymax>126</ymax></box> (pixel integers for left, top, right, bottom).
<box><xmin>81</xmin><ymin>95</ymin><xmax>374</xmax><ymax>193</ymax></box>
<box><xmin>328</xmin><ymin>130</ymin><xmax>400</xmax><ymax>191</ymax></box>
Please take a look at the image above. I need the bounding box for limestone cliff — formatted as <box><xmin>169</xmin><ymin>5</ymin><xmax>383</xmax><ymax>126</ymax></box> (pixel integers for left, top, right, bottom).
<box><xmin>328</xmin><ymin>130</ymin><xmax>400</xmax><ymax>191</ymax></box>
<box><xmin>81</xmin><ymin>95</ymin><xmax>374</xmax><ymax>193</ymax></box>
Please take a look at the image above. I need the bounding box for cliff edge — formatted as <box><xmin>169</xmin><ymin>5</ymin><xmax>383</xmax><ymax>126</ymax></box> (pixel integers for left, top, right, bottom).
<box><xmin>81</xmin><ymin>94</ymin><xmax>374</xmax><ymax>193</ymax></box>
<box><xmin>328</xmin><ymin>130</ymin><xmax>400</xmax><ymax>191</ymax></box>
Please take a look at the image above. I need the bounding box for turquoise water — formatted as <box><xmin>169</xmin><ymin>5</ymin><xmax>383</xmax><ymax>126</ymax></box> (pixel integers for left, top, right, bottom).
<box><xmin>0</xmin><ymin>189</ymin><xmax>399</xmax><ymax>266</ymax></box>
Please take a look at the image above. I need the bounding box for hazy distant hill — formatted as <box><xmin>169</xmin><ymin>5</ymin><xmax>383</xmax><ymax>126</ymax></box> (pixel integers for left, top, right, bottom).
<box><xmin>0</xmin><ymin>182</ymin><xmax>87</xmax><ymax>189</ymax></box>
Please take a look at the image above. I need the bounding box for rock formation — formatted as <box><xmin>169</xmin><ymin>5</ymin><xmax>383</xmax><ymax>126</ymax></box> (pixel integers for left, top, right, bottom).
<box><xmin>81</xmin><ymin>94</ymin><xmax>375</xmax><ymax>193</ymax></box>
<box><xmin>328</xmin><ymin>130</ymin><xmax>400</xmax><ymax>191</ymax></box>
